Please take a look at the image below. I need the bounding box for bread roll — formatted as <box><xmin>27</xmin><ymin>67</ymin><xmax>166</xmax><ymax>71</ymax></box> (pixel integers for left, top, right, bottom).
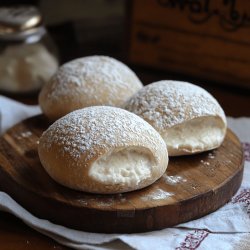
<box><xmin>39</xmin><ymin>55</ymin><xmax>143</xmax><ymax>121</ymax></box>
<box><xmin>124</xmin><ymin>80</ymin><xmax>227</xmax><ymax>156</ymax></box>
<box><xmin>38</xmin><ymin>106</ymin><xmax>168</xmax><ymax>194</ymax></box>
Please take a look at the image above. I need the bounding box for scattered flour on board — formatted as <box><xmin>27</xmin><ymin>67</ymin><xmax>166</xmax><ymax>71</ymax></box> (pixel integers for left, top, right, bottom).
<box><xmin>141</xmin><ymin>188</ymin><xmax>173</xmax><ymax>201</ymax></box>
<box><xmin>16</xmin><ymin>131</ymin><xmax>32</xmax><ymax>140</ymax></box>
<box><xmin>200</xmin><ymin>160</ymin><xmax>210</xmax><ymax>166</ymax></box>
<box><xmin>162</xmin><ymin>173</ymin><xmax>187</xmax><ymax>185</ymax></box>
<box><xmin>20</xmin><ymin>131</ymin><xmax>32</xmax><ymax>138</ymax></box>
<box><xmin>208</xmin><ymin>152</ymin><xmax>215</xmax><ymax>159</ymax></box>
<box><xmin>96</xmin><ymin>198</ymin><xmax>115</xmax><ymax>207</ymax></box>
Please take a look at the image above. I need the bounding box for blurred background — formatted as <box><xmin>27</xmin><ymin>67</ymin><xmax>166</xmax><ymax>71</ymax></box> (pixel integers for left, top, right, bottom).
<box><xmin>0</xmin><ymin>0</ymin><xmax>249</xmax><ymax>116</ymax></box>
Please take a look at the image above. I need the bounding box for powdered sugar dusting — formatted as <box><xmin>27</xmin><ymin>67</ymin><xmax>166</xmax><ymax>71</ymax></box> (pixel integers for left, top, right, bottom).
<box><xmin>124</xmin><ymin>80</ymin><xmax>226</xmax><ymax>133</ymax></box>
<box><xmin>46</xmin><ymin>56</ymin><xmax>142</xmax><ymax>105</ymax></box>
<box><xmin>39</xmin><ymin>106</ymin><xmax>167</xmax><ymax>167</ymax></box>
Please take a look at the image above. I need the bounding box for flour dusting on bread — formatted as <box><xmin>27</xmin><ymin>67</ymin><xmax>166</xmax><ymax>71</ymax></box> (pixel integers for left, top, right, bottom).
<box><xmin>38</xmin><ymin>106</ymin><xmax>168</xmax><ymax>193</ymax></box>
<box><xmin>125</xmin><ymin>80</ymin><xmax>227</xmax><ymax>156</ymax></box>
<box><xmin>39</xmin><ymin>56</ymin><xmax>143</xmax><ymax>121</ymax></box>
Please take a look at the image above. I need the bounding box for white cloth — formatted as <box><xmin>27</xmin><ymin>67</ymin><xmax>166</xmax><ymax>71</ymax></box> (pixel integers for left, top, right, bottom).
<box><xmin>0</xmin><ymin>96</ymin><xmax>250</xmax><ymax>250</ymax></box>
<box><xmin>0</xmin><ymin>95</ymin><xmax>41</xmax><ymax>133</ymax></box>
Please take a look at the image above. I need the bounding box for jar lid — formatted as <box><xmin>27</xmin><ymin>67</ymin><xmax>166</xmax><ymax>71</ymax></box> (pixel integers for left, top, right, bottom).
<box><xmin>0</xmin><ymin>6</ymin><xmax>45</xmax><ymax>42</ymax></box>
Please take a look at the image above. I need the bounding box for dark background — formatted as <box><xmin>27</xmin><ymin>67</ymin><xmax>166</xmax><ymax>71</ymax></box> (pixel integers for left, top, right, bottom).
<box><xmin>0</xmin><ymin>0</ymin><xmax>249</xmax><ymax>116</ymax></box>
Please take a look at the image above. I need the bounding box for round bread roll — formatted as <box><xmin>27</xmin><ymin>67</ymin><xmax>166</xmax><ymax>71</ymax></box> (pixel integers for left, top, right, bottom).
<box><xmin>39</xmin><ymin>55</ymin><xmax>143</xmax><ymax>121</ymax></box>
<box><xmin>124</xmin><ymin>80</ymin><xmax>227</xmax><ymax>156</ymax></box>
<box><xmin>38</xmin><ymin>106</ymin><xmax>168</xmax><ymax>194</ymax></box>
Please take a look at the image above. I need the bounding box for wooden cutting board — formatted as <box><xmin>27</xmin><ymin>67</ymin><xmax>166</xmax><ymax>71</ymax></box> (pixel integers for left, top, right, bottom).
<box><xmin>0</xmin><ymin>115</ymin><xmax>244</xmax><ymax>233</ymax></box>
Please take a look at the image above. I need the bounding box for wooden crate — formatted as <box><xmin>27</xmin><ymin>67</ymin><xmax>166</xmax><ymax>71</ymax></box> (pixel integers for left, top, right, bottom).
<box><xmin>128</xmin><ymin>0</ymin><xmax>250</xmax><ymax>88</ymax></box>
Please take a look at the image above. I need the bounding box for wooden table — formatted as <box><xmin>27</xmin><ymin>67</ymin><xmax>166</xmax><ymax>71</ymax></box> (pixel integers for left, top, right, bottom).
<box><xmin>0</xmin><ymin>212</ymin><xmax>66</xmax><ymax>250</ymax></box>
<box><xmin>0</xmin><ymin>64</ymin><xmax>250</xmax><ymax>250</ymax></box>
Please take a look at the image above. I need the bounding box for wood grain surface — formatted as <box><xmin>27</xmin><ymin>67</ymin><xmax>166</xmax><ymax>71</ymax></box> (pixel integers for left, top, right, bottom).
<box><xmin>0</xmin><ymin>115</ymin><xmax>244</xmax><ymax>233</ymax></box>
<box><xmin>128</xmin><ymin>0</ymin><xmax>250</xmax><ymax>89</ymax></box>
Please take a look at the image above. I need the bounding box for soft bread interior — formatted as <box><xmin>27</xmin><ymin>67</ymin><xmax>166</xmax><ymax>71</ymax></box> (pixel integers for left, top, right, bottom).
<box><xmin>89</xmin><ymin>148</ymin><xmax>155</xmax><ymax>187</ymax></box>
<box><xmin>163</xmin><ymin>116</ymin><xmax>226</xmax><ymax>156</ymax></box>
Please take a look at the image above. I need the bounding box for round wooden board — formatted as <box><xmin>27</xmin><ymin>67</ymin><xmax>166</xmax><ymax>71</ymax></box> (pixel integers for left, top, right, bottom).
<box><xmin>0</xmin><ymin>115</ymin><xmax>244</xmax><ymax>233</ymax></box>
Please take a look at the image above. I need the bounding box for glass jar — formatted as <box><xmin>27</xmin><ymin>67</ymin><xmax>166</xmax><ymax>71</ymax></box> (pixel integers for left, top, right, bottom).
<box><xmin>0</xmin><ymin>6</ymin><xmax>59</xmax><ymax>94</ymax></box>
